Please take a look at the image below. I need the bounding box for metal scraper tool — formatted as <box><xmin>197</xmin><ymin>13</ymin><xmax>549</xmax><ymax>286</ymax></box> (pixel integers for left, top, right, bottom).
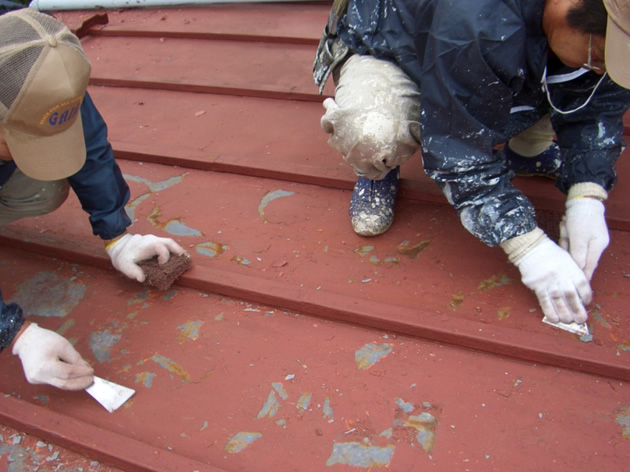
<box><xmin>86</xmin><ymin>376</ymin><xmax>135</xmax><ymax>413</ymax></box>
<box><xmin>542</xmin><ymin>317</ymin><xmax>590</xmax><ymax>336</ymax></box>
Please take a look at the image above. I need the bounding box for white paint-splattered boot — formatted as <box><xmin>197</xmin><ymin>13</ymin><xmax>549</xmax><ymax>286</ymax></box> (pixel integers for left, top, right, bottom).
<box><xmin>349</xmin><ymin>167</ymin><xmax>400</xmax><ymax>237</ymax></box>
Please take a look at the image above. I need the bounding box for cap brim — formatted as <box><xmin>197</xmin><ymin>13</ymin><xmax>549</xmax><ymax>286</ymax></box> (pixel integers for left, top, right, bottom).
<box><xmin>3</xmin><ymin>114</ymin><xmax>86</xmax><ymax>182</ymax></box>
<box><xmin>605</xmin><ymin>16</ymin><xmax>630</xmax><ymax>89</ymax></box>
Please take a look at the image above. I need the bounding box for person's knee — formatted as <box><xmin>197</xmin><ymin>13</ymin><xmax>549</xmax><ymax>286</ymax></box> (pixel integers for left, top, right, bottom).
<box><xmin>322</xmin><ymin>100</ymin><xmax>420</xmax><ymax>178</ymax></box>
<box><xmin>1</xmin><ymin>178</ymin><xmax>69</xmax><ymax>218</ymax></box>
<box><xmin>323</xmin><ymin>55</ymin><xmax>422</xmax><ymax>177</ymax></box>
<box><xmin>40</xmin><ymin>180</ymin><xmax>70</xmax><ymax>214</ymax></box>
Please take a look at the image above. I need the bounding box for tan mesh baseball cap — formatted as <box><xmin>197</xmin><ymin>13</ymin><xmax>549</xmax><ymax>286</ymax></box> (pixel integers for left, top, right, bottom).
<box><xmin>0</xmin><ymin>9</ymin><xmax>91</xmax><ymax>181</ymax></box>
<box><xmin>604</xmin><ymin>0</ymin><xmax>630</xmax><ymax>89</ymax></box>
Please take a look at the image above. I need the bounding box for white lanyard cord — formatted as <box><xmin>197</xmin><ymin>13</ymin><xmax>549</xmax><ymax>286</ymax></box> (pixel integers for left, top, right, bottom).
<box><xmin>541</xmin><ymin>66</ymin><xmax>608</xmax><ymax>115</ymax></box>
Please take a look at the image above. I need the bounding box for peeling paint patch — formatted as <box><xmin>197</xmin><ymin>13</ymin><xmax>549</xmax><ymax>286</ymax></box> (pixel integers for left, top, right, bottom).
<box><xmin>323</xmin><ymin>396</ymin><xmax>334</xmax><ymax>422</ymax></box>
<box><xmin>355</xmin><ymin>343</ymin><xmax>393</xmax><ymax>370</ymax></box>
<box><xmin>161</xmin><ymin>290</ymin><xmax>178</xmax><ymax>301</ymax></box>
<box><xmin>396</xmin><ymin>398</ymin><xmax>414</xmax><ymax>414</ymax></box>
<box><xmin>297</xmin><ymin>392</ymin><xmax>312</xmax><ymax>413</ymax></box>
<box><xmin>164</xmin><ymin>220</ymin><xmax>203</xmax><ymax>237</ymax></box>
<box><xmin>258</xmin><ymin>190</ymin><xmax>295</xmax><ymax>223</ymax></box>
<box><xmin>354</xmin><ymin>245</ymin><xmax>375</xmax><ymax>257</ymax></box>
<box><xmin>12</xmin><ymin>272</ymin><xmax>85</xmax><ymax>318</ymax></box>
<box><xmin>449</xmin><ymin>291</ymin><xmax>465</xmax><ymax>311</ymax></box>
<box><xmin>616</xmin><ymin>407</ymin><xmax>630</xmax><ymax>439</ymax></box>
<box><xmin>477</xmin><ymin>273</ymin><xmax>512</xmax><ymax>291</ymax></box>
<box><xmin>231</xmin><ymin>256</ymin><xmax>251</xmax><ymax>266</ymax></box>
<box><xmin>405</xmin><ymin>413</ymin><xmax>438</xmax><ymax>452</ymax></box>
<box><xmin>90</xmin><ymin>330</ymin><xmax>121</xmax><ymax>363</ymax></box>
<box><xmin>195</xmin><ymin>241</ymin><xmax>228</xmax><ymax>258</ymax></box>
<box><xmin>57</xmin><ymin>319</ymin><xmax>75</xmax><ymax>335</ymax></box>
<box><xmin>397</xmin><ymin>239</ymin><xmax>431</xmax><ymax>258</ymax></box>
<box><xmin>384</xmin><ymin>256</ymin><xmax>400</xmax><ymax>265</ymax></box>
<box><xmin>272</xmin><ymin>382</ymin><xmax>289</xmax><ymax>400</ymax></box>
<box><xmin>128</xmin><ymin>288</ymin><xmax>151</xmax><ymax>306</ymax></box>
<box><xmin>177</xmin><ymin>321</ymin><xmax>204</xmax><ymax>342</ymax></box>
<box><xmin>135</xmin><ymin>371</ymin><xmax>156</xmax><ymax>388</ymax></box>
<box><xmin>379</xmin><ymin>427</ymin><xmax>393</xmax><ymax>439</ymax></box>
<box><xmin>123</xmin><ymin>173</ymin><xmax>186</xmax><ymax>192</ymax></box>
<box><xmin>326</xmin><ymin>442</ymin><xmax>395</xmax><ymax>467</ymax></box>
<box><xmin>124</xmin><ymin>192</ymin><xmax>151</xmax><ymax>221</ymax></box>
<box><xmin>497</xmin><ymin>306</ymin><xmax>510</xmax><ymax>320</ymax></box>
<box><xmin>591</xmin><ymin>310</ymin><xmax>612</xmax><ymax>329</ymax></box>
<box><xmin>147</xmin><ymin>207</ymin><xmax>202</xmax><ymax>237</ymax></box>
<box><xmin>225</xmin><ymin>432</ymin><xmax>262</xmax><ymax>453</ymax></box>
<box><xmin>151</xmin><ymin>354</ymin><xmax>192</xmax><ymax>382</ymax></box>
<box><xmin>0</xmin><ymin>434</ymin><xmax>66</xmax><ymax>471</ymax></box>
<box><xmin>257</xmin><ymin>391</ymin><xmax>280</xmax><ymax>419</ymax></box>
<box><xmin>33</xmin><ymin>395</ymin><xmax>48</xmax><ymax>406</ymax></box>
<box><xmin>392</xmin><ymin>401</ymin><xmax>441</xmax><ymax>452</ymax></box>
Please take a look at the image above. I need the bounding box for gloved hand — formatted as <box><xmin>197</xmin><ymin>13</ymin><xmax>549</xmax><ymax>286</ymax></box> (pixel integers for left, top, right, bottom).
<box><xmin>559</xmin><ymin>189</ymin><xmax>609</xmax><ymax>281</ymax></box>
<box><xmin>501</xmin><ymin>228</ymin><xmax>592</xmax><ymax>324</ymax></box>
<box><xmin>12</xmin><ymin>323</ymin><xmax>94</xmax><ymax>390</ymax></box>
<box><xmin>106</xmin><ymin>233</ymin><xmax>185</xmax><ymax>282</ymax></box>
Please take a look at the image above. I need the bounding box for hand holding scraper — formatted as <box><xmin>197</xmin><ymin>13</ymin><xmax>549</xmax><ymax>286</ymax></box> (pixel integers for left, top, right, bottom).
<box><xmin>12</xmin><ymin>322</ymin><xmax>135</xmax><ymax>412</ymax></box>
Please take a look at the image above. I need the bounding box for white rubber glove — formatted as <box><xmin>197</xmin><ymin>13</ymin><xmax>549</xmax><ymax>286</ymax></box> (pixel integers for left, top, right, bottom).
<box><xmin>501</xmin><ymin>228</ymin><xmax>592</xmax><ymax>324</ymax></box>
<box><xmin>559</xmin><ymin>183</ymin><xmax>609</xmax><ymax>281</ymax></box>
<box><xmin>106</xmin><ymin>233</ymin><xmax>185</xmax><ymax>282</ymax></box>
<box><xmin>12</xmin><ymin>323</ymin><xmax>94</xmax><ymax>390</ymax></box>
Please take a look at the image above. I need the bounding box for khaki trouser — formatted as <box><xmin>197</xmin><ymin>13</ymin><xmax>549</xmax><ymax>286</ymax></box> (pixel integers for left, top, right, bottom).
<box><xmin>507</xmin><ymin>114</ymin><xmax>555</xmax><ymax>157</ymax></box>
<box><xmin>0</xmin><ymin>167</ymin><xmax>69</xmax><ymax>227</ymax></box>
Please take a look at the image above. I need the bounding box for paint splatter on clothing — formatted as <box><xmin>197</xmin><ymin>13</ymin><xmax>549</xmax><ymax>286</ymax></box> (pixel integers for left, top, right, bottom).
<box><xmin>318</xmin><ymin>0</ymin><xmax>630</xmax><ymax>246</ymax></box>
<box><xmin>0</xmin><ymin>290</ymin><xmax>24</xmax><ymax>352</ymax></box>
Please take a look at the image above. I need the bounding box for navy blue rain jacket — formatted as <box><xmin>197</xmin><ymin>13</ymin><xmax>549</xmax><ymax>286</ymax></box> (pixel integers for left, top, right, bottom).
<box><xmin>0</xmin><ymin>92</ymin><xmax>131</xmax><ymax>350</ymax></box>
<box><xmin>334</xmin><ymin>0</ymin><xmax>630</xmax><ymax>245</ymax></box>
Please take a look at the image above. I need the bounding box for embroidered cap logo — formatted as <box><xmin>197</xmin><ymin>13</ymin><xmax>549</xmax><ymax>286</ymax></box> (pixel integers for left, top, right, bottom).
<box><xmin>0</xmin><ymin>9</ymin><xmax>91</xmax><ymax>181</ymax></box>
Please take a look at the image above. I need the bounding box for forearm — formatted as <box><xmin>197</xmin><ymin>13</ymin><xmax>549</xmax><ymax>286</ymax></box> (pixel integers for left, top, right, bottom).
<box><xmin>426</xmin><ymin>163</ymin><xmax>538</xmax><ymax>246</ymax></box>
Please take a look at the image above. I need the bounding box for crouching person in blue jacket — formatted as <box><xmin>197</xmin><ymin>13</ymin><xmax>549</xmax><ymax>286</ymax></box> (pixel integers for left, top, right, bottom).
<box><xmin>0</xmin><ymin>9</ymin><xmax>185</xmax><ymax>389</ymax></box>
<box><xmin>314</xmin><ymin>0</ymin><xmax>630</xmax><ymax>327</ymax></box>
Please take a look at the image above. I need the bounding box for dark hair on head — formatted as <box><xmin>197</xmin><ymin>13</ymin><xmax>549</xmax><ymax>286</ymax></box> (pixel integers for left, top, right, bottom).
<box><xmin>567</xmin><ymin>0</ymin><xmax>608</xmax><ymax>35</ymax></box>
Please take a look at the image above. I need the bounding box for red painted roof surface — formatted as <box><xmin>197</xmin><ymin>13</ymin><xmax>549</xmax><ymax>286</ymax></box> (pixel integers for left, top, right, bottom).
<box><xmin>0</xmin><ymin>3</ymin><xmax>629</xmax><ymax>471</ymax></box>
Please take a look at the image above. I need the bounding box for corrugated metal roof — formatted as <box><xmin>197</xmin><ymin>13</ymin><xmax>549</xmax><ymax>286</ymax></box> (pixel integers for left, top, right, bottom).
<box><xmin>0</xmin><ymin>3</ymin><xmax>629</xmax><ymax>471</ymax></box>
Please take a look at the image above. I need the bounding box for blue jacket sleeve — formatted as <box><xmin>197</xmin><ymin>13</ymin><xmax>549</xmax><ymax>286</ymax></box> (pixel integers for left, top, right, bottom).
<box><xmin>550</xmin><ymin>74</ymin><xmax>630</xmax><ymax>194</ymax></box>
<box><xmin>69</xmin><ymin>92</ymin><xmax>132</xmax><ymax>240</ymax></box>
<box><xmin>0</xmin><ymin>290</ymin><xmax>24</xmax><ymax>353</ymax></box>
<box><xmin>413</xmin><ymin>0</ymin><xmax>539</xmax><ymax>247</ymax></box>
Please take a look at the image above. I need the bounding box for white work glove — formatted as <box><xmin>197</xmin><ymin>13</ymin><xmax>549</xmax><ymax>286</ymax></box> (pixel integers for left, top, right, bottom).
<box><xmin>106</xmin><ymin>233</ymin><xmax>185</xmax><ymax>282</ymax></box>
<box><xmin>501</xmin><ymin>228</ymin><xmax>592</xmax><ymax>324</ymax></box>
<box><xmin>559</xmin><ymin>183</ymin><xmax>609</xmax><ymax>281</ymax></box>
<box><xmin>12</xmin><ymin>323</ymin><xmax>94</xmax><ymax>390</ymax></box>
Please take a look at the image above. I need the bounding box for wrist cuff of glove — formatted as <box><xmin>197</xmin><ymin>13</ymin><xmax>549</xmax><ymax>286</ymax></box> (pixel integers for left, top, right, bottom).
<box><xmin>567</xmin><ymin>183</ymin><xmax>607</xmax><ymax>202</ymax></box>
<box><xmin>11</xmin><ymin>322</ymin><xmax>37</xmax><ymax>355</ymax></box>
<box><xmin>105</xmin><ymin>233</ymin><xmax>130</xmax><ymax>252</ymax></box>
<box><xmin>500</xmin><ymin>227</ymin><xmax>548</xmax><ymax>264</ymax></box>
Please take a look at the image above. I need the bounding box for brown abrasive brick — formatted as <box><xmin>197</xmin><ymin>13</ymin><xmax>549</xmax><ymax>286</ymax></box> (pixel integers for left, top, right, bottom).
<box><xmin>137</xmin><ymin>252</ymin><xmax>193</xmax><ymax>291</ymax></box>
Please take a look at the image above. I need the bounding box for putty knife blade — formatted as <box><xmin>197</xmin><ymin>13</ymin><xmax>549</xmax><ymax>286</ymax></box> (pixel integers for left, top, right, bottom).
<box><xmin>542</xmin><ymin>317</ymin><xmax>590</xmax><ymax>336</ymax></box>
<box><xmin>86</xmin><ymin>376</ymin><xmax>135</xmax><ymax>413</ymax></box>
